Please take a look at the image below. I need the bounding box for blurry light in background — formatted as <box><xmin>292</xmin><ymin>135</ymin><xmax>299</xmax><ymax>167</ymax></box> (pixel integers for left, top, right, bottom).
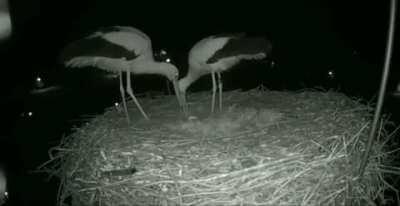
<box><xmin>155</xmin><ymin>49</ymin><xmax>171</xmax><ymax>63</ymax></box>
<box><xmin>34</xmin><ymin>76</ymin><xmax>45</xmax><ymax>89</ymax></box>
<box><xmin>20</xmin><ymin>111</ymin><xmax>34</xmax><ymax>119</ymax></box>
<box><xmin>114</xmin><ymin>102</ymin><xmax>122</xmax><ymax>112</ymax></box>
<box><xmin>327</xmin><ymin>69</ymin><xmax>335</xmax><ymax>80</ymax></box>
<box><xmin>269</xmin><ymin>60</ymin><xmax>276</xmax><ymax>68</ymax></box>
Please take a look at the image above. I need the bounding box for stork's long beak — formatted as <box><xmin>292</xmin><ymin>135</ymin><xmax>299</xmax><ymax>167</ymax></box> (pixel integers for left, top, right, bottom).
<box><xmin>172</xmin><ymin>79</ymin><xmax>188</xmax><ymax>116</ymax></box>
<box><xmin>172</xmin><ymin>79</ymin><xmax>183</xmax><ymax>106</ymax></box>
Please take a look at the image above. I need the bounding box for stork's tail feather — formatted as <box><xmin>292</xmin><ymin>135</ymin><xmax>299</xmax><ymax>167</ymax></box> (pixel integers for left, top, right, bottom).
<box><xmin>237</xmin><ymin>53</ymin><xmax>267</xmax><ymax>61</ymax></box>
<box><xmin>206</xmin><ymin>36</ymin><xmax>271</xmax><ymax>64</ymax></box>
<box><xmin>65</xmin><ymin>57</ymin><xmax>98</xmax><ymax>68</ymax></box>
<box><xmin>241</xmin><ymin>37</ymin><xmax>272</xmax><ymax>56</ymax></box>
<box><xmin>64</xmin><ymin>57</ymin><xmax>127</xmax><ymax>72</ymax></box>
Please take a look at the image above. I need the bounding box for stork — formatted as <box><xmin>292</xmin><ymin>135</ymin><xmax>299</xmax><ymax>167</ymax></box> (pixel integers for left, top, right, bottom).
<box><xmin>178</xmin><ymin>33</ymin><xmax>272</xmax><ymax>113</ymax></box>
<box><xmin>60</xmin><ymin>26</ymin><xmax>183</xmax><ymax>123</ymax></box>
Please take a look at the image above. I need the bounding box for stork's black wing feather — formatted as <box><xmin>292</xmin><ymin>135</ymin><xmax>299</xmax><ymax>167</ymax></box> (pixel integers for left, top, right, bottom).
<box><xmin>206</xmin><ymin>37</ymin><xmax>272</xmax><ymax>64</ymax></box>
<box><xmin>59</xmin><ymin>35</ymin><xmax>139</xmax><ymax>64</ymax></box>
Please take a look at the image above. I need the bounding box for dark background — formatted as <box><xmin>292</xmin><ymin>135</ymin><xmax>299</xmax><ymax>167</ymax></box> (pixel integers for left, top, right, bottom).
<box><xmin>2</xmin><ymin>1</ymin><xmax>399</xmax><ymax>96</ymax></box>
<box><xmin>0</xmin><ymin>0</ymin><xmax>399</xmax><ymax>205</ymax></box>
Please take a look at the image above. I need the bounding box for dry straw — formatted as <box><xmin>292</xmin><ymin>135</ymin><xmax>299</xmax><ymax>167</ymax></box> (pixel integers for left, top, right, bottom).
<box><xmin>39</xmin><ymin>87</ymin><xmax>400</xmax><ymax>206</ymax></box>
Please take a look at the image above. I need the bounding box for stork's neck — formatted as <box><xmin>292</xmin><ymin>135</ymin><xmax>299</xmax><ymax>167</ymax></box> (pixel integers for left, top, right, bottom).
<box><xmin>179</xmin><ymin>68</ymin><xmax>202</xmax><ymax>93</ymax></box>
<box><xmin>130</xmin><ymin>60</ymin><xmax>167</xmax><ymax>77</ymax></box>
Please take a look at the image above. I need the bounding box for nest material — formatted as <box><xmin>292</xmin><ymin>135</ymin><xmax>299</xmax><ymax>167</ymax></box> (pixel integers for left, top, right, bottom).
<box><xmin>40</xmin><ymin>87</ymin><xmax>400</xmax><ymax>206</ymax></box>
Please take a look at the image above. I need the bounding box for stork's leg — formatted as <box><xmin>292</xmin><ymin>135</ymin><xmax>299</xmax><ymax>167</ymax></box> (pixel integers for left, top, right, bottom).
<box><xmin>180</xmin><ymin>88</ymin><xmax>190</xmax><ymax>116</ymax></box>
<box><xmin>126</xmin><ymin>71</ymin><xmax>150</xmax><ymax>120</ymax></box>
<box><xmin>119</xmin><ymin>71</ymin><xmax>130</xmax><ymax>123</ymax></box>
<box><xmin>166</xmin><ymin>79</ymin><xmax>171</xmax><ymax>95</ymax></box>
<box><xmin>182</xmin><ymin>91</ymin><xmax>188</xmax><ymax>114</ymax></box>
<box><xmin>217</xmin><ymin>72</ymin><xmax>222</xmax><ymax>111</ymax></box>
<box><xmin>211</xmin><ymin>71</ymin><xmax>217</xmax><ymax>113</ymax></box>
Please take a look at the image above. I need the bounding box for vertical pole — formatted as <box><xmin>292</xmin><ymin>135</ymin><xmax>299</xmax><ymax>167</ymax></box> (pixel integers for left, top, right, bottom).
<box><xmin>358</xmin><ymin>0</ymin><xmax>397</xmax><ymax>178</ymax></box>
<box><xmin>0</xmin><ymin>0</ymin><xmax>12</xmax><ymax>41</ymax></box>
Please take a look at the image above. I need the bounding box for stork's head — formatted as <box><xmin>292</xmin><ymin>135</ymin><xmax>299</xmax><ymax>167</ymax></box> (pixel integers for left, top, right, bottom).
<box><xmin>159</xmin><ymin>62</ymin><xmax>179</xmax><ymax>82</ymax></box>
<box><xmin>158</xmin><ymin>62</ymin><xmax>186</xmax><ymax>109</ymax></box>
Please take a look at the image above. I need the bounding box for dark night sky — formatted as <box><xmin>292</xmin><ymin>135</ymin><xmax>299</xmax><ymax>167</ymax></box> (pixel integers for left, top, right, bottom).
<box><xmin>7</xmin><ymin>1</ymin><xmax>391</xmax><ymax>54</ymax></box>
<box><xmin>0</xmin><ymin>0</ymin><xmax>397</xmax><ymax>96</ymax></box>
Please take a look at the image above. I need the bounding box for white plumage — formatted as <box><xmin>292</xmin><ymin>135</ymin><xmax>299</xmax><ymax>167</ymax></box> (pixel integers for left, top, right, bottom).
<box><xmin>179</xmin><ymin>33</ymin><xmax>272</xmax><ymax>113</ymax></box>
<box><xmin>60</xmin><ymin>26</ymin><xmax>182</xmax><ymax>123</ymax></box>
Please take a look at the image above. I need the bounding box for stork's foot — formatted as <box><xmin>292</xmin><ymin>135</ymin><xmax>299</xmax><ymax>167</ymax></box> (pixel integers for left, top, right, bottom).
<box><xmin>181</xmin><ymin>104</ymin><xmax>189</xmax><ymax>117</ymax></box>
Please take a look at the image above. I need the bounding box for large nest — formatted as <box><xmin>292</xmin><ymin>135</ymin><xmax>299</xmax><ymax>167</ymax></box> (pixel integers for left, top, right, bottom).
<box><xmin>40</xmin><ymin>87</ymin><xmax>400</xmax><ymax>206</ymax></box>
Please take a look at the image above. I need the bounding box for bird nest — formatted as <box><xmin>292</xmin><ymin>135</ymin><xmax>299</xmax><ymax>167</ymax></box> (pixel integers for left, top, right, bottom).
<box><xmin>40</xmin><ymin>87</ymin><xmax>400</xmax><ymax>206</ymax></box>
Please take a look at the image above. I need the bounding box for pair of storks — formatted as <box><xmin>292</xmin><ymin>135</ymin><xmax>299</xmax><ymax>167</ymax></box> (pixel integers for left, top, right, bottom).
<box><xmin>61</xmin><ymin>26</ymin><xmax>272</xmax><ymax>123</ymax></box>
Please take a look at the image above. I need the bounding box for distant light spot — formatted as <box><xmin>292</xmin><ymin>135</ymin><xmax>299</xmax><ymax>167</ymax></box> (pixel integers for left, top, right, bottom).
<box><xmin>327</xmin><ymin>70</ymin><xmax>335</xmax><ymax>79</ymax></box>
<box><xmin>160</xmin><ymin>49</ymin><xmax>167</xmax><ymax>55</ymax></box>
<box><xmin>21</xmin><ymin>111</ymin><xmax>34</xmax><ymax>118</ymax></box>
<box><xmin>34</xmin><ymin>76</ymin><xmax>45</xmax><ymax>88</ymax></box>
<box><xmin>270</xmin><ymin>60</ymin><xmax>276</xmax><ymax>68</ymax></box>
<box><xmin>165</xmin><ymin>58</ymin><xmax>171</xmax><ymax>63</ymax></box>
<box><xmin>114</xmin><ymin>102</ymin><xmax>123</xmax><ymax>112</ymax></box>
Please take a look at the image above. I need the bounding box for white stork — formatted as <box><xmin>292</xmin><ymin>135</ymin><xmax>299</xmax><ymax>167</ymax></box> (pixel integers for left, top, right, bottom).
<box><xmin>60</xmin><ymin>26</ymin><xmax>183</xmax><ymax>123</ymax></box>
<box><xmin>178</xmin><ymin>33</ymin><xmax>272</xmax><ymax>113</ymax></box>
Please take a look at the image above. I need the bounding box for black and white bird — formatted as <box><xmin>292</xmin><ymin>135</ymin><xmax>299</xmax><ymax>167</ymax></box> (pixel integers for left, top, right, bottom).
<box><xmin>178</xmin><ymin>33</ymin><xmax>272</xmax><ymax>113</ymax></box>
<box><xmin>60</xmin><ymin>26</ymin><xmax>183</xmax><ymax>123</ymax></box>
